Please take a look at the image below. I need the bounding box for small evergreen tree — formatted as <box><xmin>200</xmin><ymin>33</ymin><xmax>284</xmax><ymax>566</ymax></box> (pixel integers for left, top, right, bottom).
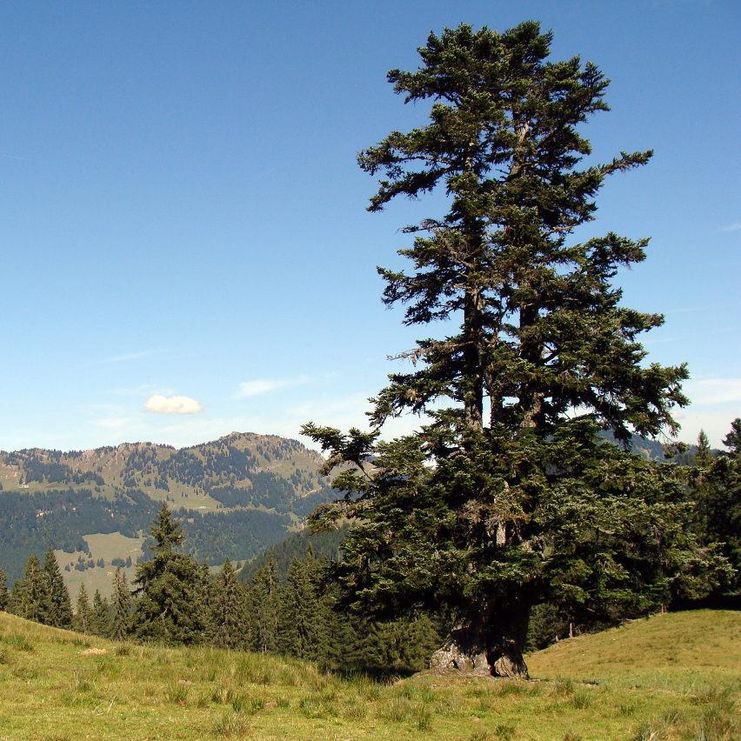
<box><xmin>211</xmin><ymin>559</ymin><xmax>247</xmax><ymax>649</ymax></box>
<box><xmin>43</xmin><ymin>550</ymin><xmax>73</xmax><ymax>629</ymax></box>
<box><xmin>133</xmin><ymin>504</ymin><xmax>208</xmax><ymax>644</ymax></box>
<box><xmin>246</xmin><ymin>557</ymin><xmax>281</xmax><ymax>653</ymax></box>
<box><xmin>0</xmin><ymin>569</ymin><xmax>8</xmax><ymax>611</ymax></box>
<box><xmin>689</xmin><ymin>419</ymin><xmax>740</xmax><ymax>598</ymax></box>
<box><xmin>91</xmin><ymin>589</ymin><xmax>111</xmax><ymax>637</ymax></box>
<box><xmin>277</xmin><ymin>554</ymin><xmax>329</xmax><ymax>662</ymax></box>
<box><xmin>111</xmin><ymin>568</ymin><xmax>133</xmax><ymax>641</ymax></box>
<box><xmin>74</xmin><ymin>584</ymin><xmax>92</xmax><ymax>634</ymax></box>
<box><xmin>10</xmin><ymin>554</ymin><xmax>51</xmax><ymax>623</ymax></box>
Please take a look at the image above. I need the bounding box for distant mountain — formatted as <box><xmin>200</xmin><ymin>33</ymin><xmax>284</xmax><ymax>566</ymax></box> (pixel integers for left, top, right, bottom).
<box><xmin>0</xmin><ymin>432</ymin><xmax>336</xmax><ymax>584</ymax></box>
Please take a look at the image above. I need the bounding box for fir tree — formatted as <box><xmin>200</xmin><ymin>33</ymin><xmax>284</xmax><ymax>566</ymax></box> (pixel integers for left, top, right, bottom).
<box><xmin>43</xmin><ymin>550</ymin><xmax>73</xmax><ymax>629</ymax></box>
<box><xmin>91</xmin><ymin>589</ymin><xmax>111</xmax><ymax>637</ymax></box>
<box><xmin>0</xmin><ymin>569</ymin><xmax>8</xmax><ymax>611</ymax></box>
<box><xmin>304</xmin><ymin>22</ymin><xmax>725</xmax><ymax>677</ymax></box>
<box><xmin>133</xmin><ymin>504</ymin><xmax>208</xmax><ymax>644</ymax></box>
<box><xmin>111</xmin><ymin>568</ymin><xmax>133</xmax><ymax>641</ymax></box>
<box><xmin>10</xmin><ymin>554</ymin><xmax>51</xmax><ymax>623</ymax></box>
<box><xmin>695</xmin><ymin>430</ymin><xmax>714</xmax><ymax>468</ymax></box>
<box><xmin>246</xmin><ymin>556</ymin><xmax>281</xmax><ymax>653</ymax></box>
<box><xmin>277</xmin><ymin>554</ymin><xmax>329</xmax><ymax>662</ymax></box>
<box><xmin>211</xmin><ymin>559</ymin><xmax>247</xmax><ymax>649</ymax></box>
<box><xmin>689</xmin><ymin>420</ymin><xmax>740</xmax><ymax>597</ymax></box>
<box><xmin>74</xmin><ymin>584</ymin><xmax>92</xmax><ymax>634</ymax></box>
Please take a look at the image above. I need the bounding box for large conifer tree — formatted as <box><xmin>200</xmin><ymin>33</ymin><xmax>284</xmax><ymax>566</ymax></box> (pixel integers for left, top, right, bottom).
<box><xmin>10</xmin><ymin>554</ymin><xmax>51</xmax><ymax>624</ymax></box>
<box><xmin>211</xmin><ymin>559</ymin><xmax>247</xmax><ymax>650</ymax></box>
<box><xmin>133</xmin><ymin>504</ymin><xmax>208</xmax><ymax>644</ymax></box>
<box><xmin>43</xmin><ymin>550</ymin><xmax>73</xmax><ymax>629</ymax></box>
<box><xmin>111</xmin><ymin>568</ymin><xmax>133</xmax><ymax>641</ymax></box>
<box><xmin>304</xmin><ymin>22</ymin><xmax>724</xmax><ymax>677</ymax></box>
<box><xmin>74</xmin><ymin>583</ymin><xmax>92</xmax><ymax>634</ymax></box>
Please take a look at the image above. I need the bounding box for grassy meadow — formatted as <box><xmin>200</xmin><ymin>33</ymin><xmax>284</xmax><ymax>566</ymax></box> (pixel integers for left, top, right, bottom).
<box><xmin>0</xmin><ymin>610</ymin><xmax>737</xmax><ymax>740</ymax></box>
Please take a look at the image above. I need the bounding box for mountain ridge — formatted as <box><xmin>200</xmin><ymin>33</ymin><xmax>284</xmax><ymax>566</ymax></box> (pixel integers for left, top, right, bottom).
<box><xmin>0</xmin><ymin>431</ymin><xmax>336</xmax><ymax>585</ymax></box>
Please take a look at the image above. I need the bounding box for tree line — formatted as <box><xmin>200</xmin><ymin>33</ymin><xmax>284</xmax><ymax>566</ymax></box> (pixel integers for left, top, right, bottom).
<box><xmin>0</xmin><ymin>423</ymin><xmax>736</xmax><ymax>674</ymax></box>
<box><xmin>0</xmin><ymin>503</ymin><xmax>441</xmax><ymax>675</ymax></box>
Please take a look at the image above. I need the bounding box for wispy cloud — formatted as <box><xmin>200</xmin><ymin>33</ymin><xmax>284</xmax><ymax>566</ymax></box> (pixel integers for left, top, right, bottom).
<box><xmin>236</xmin><ymin>376</ymin><xmax>310</xmax><ymax>398</ymax></box>
<box><xmin>144</xmin><ymin>394</ymin><xmax>203</xmax><ymax>415</ymax></box>
<box><xmin>99</xmin><ymin>350</ymin><xmax>158</xmax><ymax>365</ymax></box>
<box><xmin>685</xmin><ymin>378</ymin><xmax>741</xmax><ymax>406</ymax></box>
<box><xmin>720</xmin><ymin>222</ymin><xmax>741</xmax><ymax>233</ymax></box>
<box><xmin>93</xmin><ymin>416</ymin><xmax>138</xmax><ymax>431</ymax></box>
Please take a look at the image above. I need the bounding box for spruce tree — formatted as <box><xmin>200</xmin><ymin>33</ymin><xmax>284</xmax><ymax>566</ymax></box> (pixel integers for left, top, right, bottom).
<box><xmin>690</xmin><ymin>420</ymin><xmax>740</xmax><ymax>597</ymax></box>
<box><xmin>304</xmin><ymin>22</ymin><xmax>725</xmax><ymax>676</ymax></box>
<box><xmin>246</xmin><ymin>556</ymin><xmax>281</xmax><ymax>653</ymax></box>
<box><xmin>74</xmin><ymin>584</ymin><xmax>92</xmax><ymax>634</ymax></box>
<box><xmin>111</xmin><ymin>568</ymin><xmax>133</xmax><ymax>641</ymax></box>
<box><xmin>10</xmin><ymin>554</ymin><xmax>52</xmax><ymax>624</ymax></box>
<box><xmin>0</xmin><ymin>569</ymin><xmax>8</xmax><ymax>611</ymax></box>
<box><xmin>43</xmin><ymin>550</ymin><xmax>73</xmax><ymax>629</ymax></box>
<box><xmin>91</xmin><ymin>589</ymin><xmax>111</xmax><ymax>637</ymax></box>
<box><xmin>277</xmin><ymin>555</ymin><xmax>329</xmax><ymax>662</ymax></box>
<box><xmin>133</xmin><ymin>504</ymin><xmax>208</xmax><ymax>644</ymax></box>
<box><xmin>211</xmin><ymin>559</ymin><xmax>247</xmax><ymax>650</ymax></box>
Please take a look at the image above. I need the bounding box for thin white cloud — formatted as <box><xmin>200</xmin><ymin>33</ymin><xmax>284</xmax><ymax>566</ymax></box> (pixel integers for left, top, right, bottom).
<box><xmin>93</xmin><ymin>416</ymin><xmax>138</xmax><ymax>431</ymax></box>
<box><xmin>144</xmin><ymin>394</ymin><xmax>203</xmax><ymax>415</ymax></box>
<box><xmin>685</xmin><ymin>378</ymin><xmax>741</xmax><ymax>406</ymax></box>
<box><xmin>236</xmin><ymin>376</ymin><xmax>310</xmax><ymax>398</ymax></box>
<box><xmin>720</xmin><ymin>222</ymin><xmax>741</xmax><ymax>233</ymax></box>
<box><xmin>99</xmin><ymin>350</ymin><xmax>157</xmax><ymax>365</ymax></box>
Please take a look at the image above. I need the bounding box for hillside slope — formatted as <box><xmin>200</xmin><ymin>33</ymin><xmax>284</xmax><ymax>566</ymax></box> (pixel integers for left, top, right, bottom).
<box><xmin>0</xmin><ymin>432</ymin><xmax>336</xmax><ymax>585</ymax></box>
<box><xmin>0</xmin><ymin>610</ymin><xmax>737</xmax><ymax>739</ymax></box>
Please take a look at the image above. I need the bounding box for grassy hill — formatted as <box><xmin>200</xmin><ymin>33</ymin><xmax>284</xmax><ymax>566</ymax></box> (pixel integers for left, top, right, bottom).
<box><xmin>0</xmin><ymin>610</ymin><xmax>737</xmax><ymax>739</ymax></box>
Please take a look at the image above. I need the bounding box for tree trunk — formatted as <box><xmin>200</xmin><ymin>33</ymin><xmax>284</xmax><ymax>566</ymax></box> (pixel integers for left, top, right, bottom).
<box><xmin>430</xmin><ymin>607</ymin><xmax>530</xmax><ymax>678</ymax></box>
<box><xmin>463</xmin><ymin>285</ymin><xmax>484</xmax><ymax>431</ymax></box>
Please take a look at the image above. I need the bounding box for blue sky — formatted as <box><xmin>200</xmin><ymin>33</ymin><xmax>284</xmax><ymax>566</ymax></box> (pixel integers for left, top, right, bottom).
<box><xmin>0</xmin><ymin>0</ymin><xmax>738</xmax><ymax>451</ymax></box>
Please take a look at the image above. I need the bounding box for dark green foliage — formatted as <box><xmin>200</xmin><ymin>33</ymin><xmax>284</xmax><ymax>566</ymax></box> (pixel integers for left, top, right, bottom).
<box><xmin>111</xmin><ymin>568</ymin><xmax>133</xmax><ymax>640</ymax></box>
<box><xmin>239</xmin><ymin>526</ymin><xmax>347</xmax><ymax>583</ymax></box>
<box><xmin>0</xmin><ymin>569</ymin><xmax>7</xmax><ymax>611</ymax></box>
<box><xmin>245</xmin><ymin>557</ymin><xmax>281</xmax><ymax>653</ymax></box>
<box><xmin>181</xmin><ymin>509</ymin><xmax>293</xmax><ymax>566</ymax></box>
<box><xmin>9</xmin><ymin>554</ymin><xmax>51</xmax><ymax>624</ymax></box>
<box><xmin>0</xmin><ymin>489</ymin><xmax>156</xmax><ymax>582</ymax></box>
<box><xmin>303</xmin><ymin>22</ymin><xmax>723</xmax><ymax>675</ymax></box>
<box><xmin>133</xmin><ymin>504</ymin><xmax>209</xmax><ymax>644</ymax></box>
<box><xmin>353</xmin><ymin>615</ymin><xmax>440</xmax><ymax>675</ymax></box>
<box><xmin>688</xmin><ymin>420</ymin><xmax>741</xmax><ymax>597</ymax></box>
<box><xmin>277</xmin><ymin>554</ymin><xmax>330</xmax><ymax>662</ymax></box>
<box><xmin>211</xmin><ymin>560</ymin><xmax>247</xmax><ymax>649</ymax></box>
<box><xmin>74</xmin><ymin>584</ymin><xmax>92</xmax><ymax>634</ymax></box>
<box><xmin>91</xmin><ymin>589</ymin><xmax>111</xmax><ymax>637</ymax></box>
<box><xmin>43</xmin><ymin>550</ymin><xmax>73</xmax><ymax>629</ymax></box>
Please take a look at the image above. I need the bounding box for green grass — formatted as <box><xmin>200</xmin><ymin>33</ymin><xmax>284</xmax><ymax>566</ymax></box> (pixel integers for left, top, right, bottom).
<box><xmin>0</xmin><ymin>610</ymin><xmax>737</xmax><ymax>739</ymax></box>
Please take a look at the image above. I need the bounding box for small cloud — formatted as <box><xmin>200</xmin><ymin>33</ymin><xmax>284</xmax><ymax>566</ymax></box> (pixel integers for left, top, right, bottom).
<box><xmin>720</xmin><ymin>222</ymin><xmax>741</xmax><ymax>233</ymax></box>
<box><xmin>145</xmin><ymin>394</ymin><xmax>203</xmax><ymax>415</ymax></box>
<box><xmin>686</xmin><ymin>378</ymin><xmax>741</xmax><ymax>406</ymax></box>
<box><xmin>236</xmin><ymin>376</ymin><xmax>309</xmax><ymax>398</ymax></box>
<box><xmin>99</xmin><ymin>350</ymin><xmax>157</xmax><ymax>365</ymax></box>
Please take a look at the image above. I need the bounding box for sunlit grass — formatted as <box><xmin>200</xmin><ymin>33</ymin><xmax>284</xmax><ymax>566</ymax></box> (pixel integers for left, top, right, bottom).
<box><xmin>0</xmin><ymin>609</ymin><xmax>737</xmax><ymax>739</ymax></box>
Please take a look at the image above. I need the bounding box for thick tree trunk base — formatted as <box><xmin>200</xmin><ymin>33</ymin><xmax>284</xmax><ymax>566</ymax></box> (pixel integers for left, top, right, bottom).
<box><xmin>491</xmin><ymin>648</ymin><xmax>529</xmax><ymax>679</ymax></box>
<box><xmin>430</xmin><ymin>644</ymin><xmax>491</xmax><ymax>676</ymax></box>
<box><xmin>430</xmin><ymin>638</ymin><xmax>529</xmax><ymax>679</ymax></box>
